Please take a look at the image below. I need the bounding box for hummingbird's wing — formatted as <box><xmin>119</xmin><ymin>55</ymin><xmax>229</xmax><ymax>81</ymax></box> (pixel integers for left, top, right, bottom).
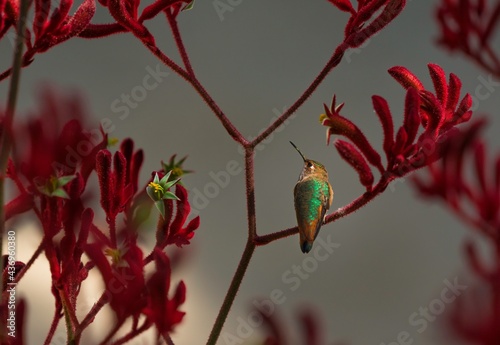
<box><xmin>294</xmin><ymin>179</ymin><xmax>330</xmax><ymax>243</ymax></box>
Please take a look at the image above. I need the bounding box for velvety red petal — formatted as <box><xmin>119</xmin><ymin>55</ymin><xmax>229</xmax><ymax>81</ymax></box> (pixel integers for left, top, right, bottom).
<box><xmin>169</xmin><ymin>185</ymin><xmax>190</xmax><ymax>234</ymax></box>
<box><xmin>428</xmin><ymin>63</ymin><xmax>448</xmax><ymax>106</ymax></box>
<box><xmin>139</xmin><ymin>0</ymin><xmax>177</xmax><ymax>22</ymax></box>
<box><xmin>473</xmin><ymin>141</ymin><xmax>487</xmax><ymax>194</ymax></box>
<box><xmin>388</xmin><ymin>66</ymin><xmax>424</xmax><ymax>91</ymax></box>
<box><xmin>5</xmin><ymin>193</ymin><xmax>34</xmax><ymax>220</ymax></box>
<box><xmin>403</xmin><ymin>88</ymin><xmax>420</xmax><ymax>147</ymax></box>
<box><xmin>324</xmin><ymin>107</ymin><xmax>383</xmax><ymax>172</ymax></box>
<box><xmin>392</xmin><ymin>127</ymin><xmax>408</xmax><ymax>157</ymax></box>
<box><xmin>446</xmin><ymin>73</ymin><xmax>462</xmax><ymax>114</ymax></box>
<box><xmin>346</xmin><ymin>0</ymin><xmax>405</xmax><ymax>48</ymax></box>
<box><xmin>452</xmin><ymin>94</ymin><xmax>473</xmax><ymax>124</ymax></box>
<box><xmin>372</xmin><ymin>95</ymin><xmax>394</xmax><ymax>160</ymax></box>
<box><xmin>34</xmin><ymin>0</ymin><xmax>51</xmax><ymax>39</ymax></box>
<box><xmin>334</xmin><ymin>140</ymin><xmax>374</xmax><ymax>189</ymax></box>
<box><xmin>328</xmin><ymin>0</ymin><xmax>356</xmax><ymax>14</ymax></box>
<box><xmin>465</xmin><ymin>240</ymin><xmax>491</xmax><ymax>280</ymax></box>
<box><xmin>78</xmin><ymin>23</ymin><xmax>126</xmax><ymax>38</ymax></box>
<box><xmin>96</xmin><ymin>150</ymin><xmax>112</xmax><ymax>216</ymax></box>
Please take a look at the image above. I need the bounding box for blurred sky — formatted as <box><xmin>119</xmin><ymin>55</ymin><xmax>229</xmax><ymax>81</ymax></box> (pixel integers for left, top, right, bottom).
<box><xmin>1</xmin><ymin>0</ymin><xmax>500</xmax><ymax>344</ymax></box>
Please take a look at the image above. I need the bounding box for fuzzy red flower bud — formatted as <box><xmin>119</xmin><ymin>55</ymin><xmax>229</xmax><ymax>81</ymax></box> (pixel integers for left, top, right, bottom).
<box><xmin>473</xmin><ymin>141</ymin><xmax>487</xmax><ymax>194</ymax></box>
<box><xmin>388</xmin><ymin>66</ymin><xmax>425</xmax><ymax>91</ymax></box>
<box><xmin>96</xmin><ymin>150</ymin><xmax>112</xmax><ymax>216</ymax></box>
<box><xmin>393</xmin><ymin>127</ymin><xmax>408</xmax><ymax>156</ymax></box>
<box><xmin>327</xmin><ymin>0</ymin><xmax>355</xmax><ymax>14</ymax></box>
<box><xmin>372</xmin><ymin>95</ymin><xmax>394</xmax><ymax>160</ymax></box>
<box><xmin>465</xmin><ymin>239</ymin><xmax>491</xmax><ymax>281</ymax></box>
<box><xmin>346</xmin><ymin>0</ymin><xmax>405</xmax><ymax>48</ymax></box>
<box><xmin>144</xmin><ymin>249</ymin><xmax>186</xmax><ymax>334</ymax></box>
<box><xmin>321</xmin><ymin>96</ymin><xmax>383</xmax><ymax>173</ymax></box>
<box><xmin>5</xmin><ymin>193</ymin><xmax>33</xmax><ymax>221</ymax></box>
<box><xmin>428</xmin><ymin>63</ymin><xmax>448</xmax><ymax>105</ymax></box>
<box><xmin>403</xmin><ymin>88</ymin><xmax>420</xmax><ymax>147</ymax></box>
<box><xmin>445</xmin><ymin>73</ymin><xmax>462</xmax><ymax>115</ymax></box>
<box><xmin>335</xmin><ymin>140</ymin><xmax>374</xmax><ymax>189</ymax></box>
<box><xmin>156</xmin><ymin>184</ymin><xmax>201</xmax><ymax>248</ymax></box>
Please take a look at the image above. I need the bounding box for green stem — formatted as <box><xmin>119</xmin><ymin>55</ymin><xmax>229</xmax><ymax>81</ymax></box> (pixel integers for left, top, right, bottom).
<box><xmin>60</xmin><ymin>291</ymin><xmax>77</xmax><ymax>345</ymax></box>
<box><xmin>0</xmin><ymin>0</ymin><xmax>29</xmax><ymax>293</ymax></box>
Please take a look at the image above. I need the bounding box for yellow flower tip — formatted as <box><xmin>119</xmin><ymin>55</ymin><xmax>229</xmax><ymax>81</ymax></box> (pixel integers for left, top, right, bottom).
<box><xmin>172</xmin><ymin>167</ymin><xmax>183</xmax><ymax>177</ymax></box>
<box><xmin>108</xmin><ymin>137</ymin><xmax>119</xmax><ymax>147</ymax></box>
<box><xmin>148</xmin><ymin>182</ymin><xmax>164</xmax><ymax>197</ymax></box>
<box><xmin>104</xmin><ymin>247</ymin><xmax>122</xmax><ymax>265</ymax></box>
<box><xmin>319</xmin><ymin>113</ymin><xmax>327</xmax><ymax>123</ymax></box>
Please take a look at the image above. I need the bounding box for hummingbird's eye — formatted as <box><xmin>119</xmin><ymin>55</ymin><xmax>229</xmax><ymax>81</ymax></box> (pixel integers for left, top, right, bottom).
<box><xmin>307</xmin><ymin>162</ymin><xmax>314</xmax><ymax>169</ymax></box>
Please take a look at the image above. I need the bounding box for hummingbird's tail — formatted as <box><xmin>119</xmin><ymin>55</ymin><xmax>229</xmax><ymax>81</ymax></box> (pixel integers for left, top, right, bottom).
<box><xmin>301</xmin><ymin>241</ymin><xmax>313</xmax><ymax>254</ymax></box>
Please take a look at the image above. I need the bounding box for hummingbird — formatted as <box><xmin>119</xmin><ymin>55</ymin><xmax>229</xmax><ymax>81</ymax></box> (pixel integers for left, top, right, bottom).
<box><xmin>290</xmin><ymin>141</ymin><xmax>333</xmax><ymax>254</ymax></box>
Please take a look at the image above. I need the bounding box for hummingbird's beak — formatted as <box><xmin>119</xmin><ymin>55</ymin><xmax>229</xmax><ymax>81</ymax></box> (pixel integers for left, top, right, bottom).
<box><xmin>290</xmin><ymin>141</ymin><xmax>306</xmax><ymax>162</ymax></box>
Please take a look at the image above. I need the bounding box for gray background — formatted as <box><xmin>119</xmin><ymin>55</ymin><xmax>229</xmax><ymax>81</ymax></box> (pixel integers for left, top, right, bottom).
<box><xmin>1</xmin><ymin>0</ymin><xmax>500</xmax><ymax>344</ymax></box>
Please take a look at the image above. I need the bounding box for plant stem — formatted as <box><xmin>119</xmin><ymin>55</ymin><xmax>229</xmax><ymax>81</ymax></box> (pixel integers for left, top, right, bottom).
<box><xmin>111</xmin><ymin>322</ymin><xmax>151</xmax><ymax>345</ymax></box>
<box><xmin>244</xmin><ymin>149</ymin><xmax>257</xmax><ymax>240</ymax></box>
<box><xmin>0</xmin><ymin>0</ymin><xmax>29</xmax><ymax>293</ymax></box>
<box><xmin>77</xmin><ymin>292</ymin><xmax>109</xmax><ymax>336</ymax></box>
<box><xmin>163</xmin><ymin>333</ymin><xmax>175</xmax><ymax>345</ymax></box>
<box><xmin>206</xmin><ymin>240</ymin><xmax>255</xmax><ymax>345</ymax></box>
<box><xmin>60</xmin><ymin>289</ymin><xmax>78</xmax><ymax>345</ymax></box>
<box><xmin>44</xmin><ymin>305</ymin><xmax>62</xmax><ymax>345</ymax></box>
<box><xmin>166</xmin><ymin>11</ymin><xmax>194</xmax><ymax>77</ymax></box>
<box><xmin>206</xmin><ymin>149</ymin><xmax>258</xmax><ymax>345</ymax></box>
<box><xmin>251</xmin><ymin>43</ymin><xmax>348</xmax><ymax>147</ymax></box>
<box><xmin>11</xmin><ymin>237</ymin><xmax>44</xmax><ymax>283</ymax></box>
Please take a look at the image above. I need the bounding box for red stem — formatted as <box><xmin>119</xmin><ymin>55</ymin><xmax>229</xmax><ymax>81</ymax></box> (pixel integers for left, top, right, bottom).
<box><xmin>163</xmin><ymin>332</ymin><xmax>175</xmax><ymax>345</ymax></box>
<box><xmin>251</xmin><ymin>43</ymin><xmax>349</xmax><ymax>147</ymax></box>
<box><xmin>166</xmin><ymin>10</ymin><xmax>194</xmax><ymax>77</ymax></box>
<box><xmin>99</xmin><ymin>320</ymin><xmax>124</xmax><ymax>345</ymax></box>
<box><xmin>111</xmin><ymin>322</ymin><xmax>151</xmax><ymax>345</ymax></box>
<box><xmin>205</xmin><ymin>148</ymin><xmax>257</xmax><ymax>345</ymax></box>
<box><xmin>43</xmin><ymin>304</ymin><xmax>62</xmax><ymax>345</ymax></box>
<box><xmin>109</xmin><ymin>216</ymin><xmax>117</xmax><ymax>248</ymax></box>
<box><xmin>0</xmin><ymin>0</ymin><xmax>29</xmax><ymax>292</ymax></box>
<box><xmin>76</xmin><ymin>292</ymin><xmax>109</xmax><ymax>336</ymax></box>
<box><xmin>145</xmin><ymin>44</ymin><xmax>247</xmax><ymax>145</ymax></box>
<box><xmin>245</xmin><ymin>149</ymin><xmax>257</xmax><ymax>240</ymax></box>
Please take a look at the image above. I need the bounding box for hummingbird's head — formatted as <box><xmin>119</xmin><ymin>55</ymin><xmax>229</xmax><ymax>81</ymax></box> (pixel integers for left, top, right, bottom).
<box><xmin>290</xmin><ymin>141</ymin><xmax>328</xmax><ymax>179</ymax></box>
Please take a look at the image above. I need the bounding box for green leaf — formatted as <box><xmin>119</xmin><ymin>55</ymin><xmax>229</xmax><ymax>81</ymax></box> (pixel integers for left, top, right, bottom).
<box><xmin>153</xmin><ymin>173</ymin><xmax>160</xmax><ymax>184</ymax></box>
<box><xmin>146</xmin><ymin>185</ymin><xmax>159</xmax><ymax>201</ymax></box>
<box><xmin>154</xmin><ymin>200</ymin><xmax>166</xmax><ymax>219</ymax></box>
<box><xmin>163</xmin><ymin>191</ymin><xmax>180</xmax><ymax>201</ymax></box>
<box><xmin>51</xmin><ymin>188</ymin><xmax>70</xmax><ymax>199</ymax></box>
<box><xmin>163</xmin><ymin>178</ymin><xmax>180</xmax><ymax>190</ymax></box>
<box><xmin>58</xmin><ymin>175</ymin><xmax>76</xmax><ymax>187</ymax></box>
<box><xmin>183</xmin><ymin>0</ymin><xmax>195</xmax><ymax>11</ymax></box>
<box><xmin>159</xmin><ymin>170</ymin><xmax>172</xmax><ymax>184</ymax></box>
